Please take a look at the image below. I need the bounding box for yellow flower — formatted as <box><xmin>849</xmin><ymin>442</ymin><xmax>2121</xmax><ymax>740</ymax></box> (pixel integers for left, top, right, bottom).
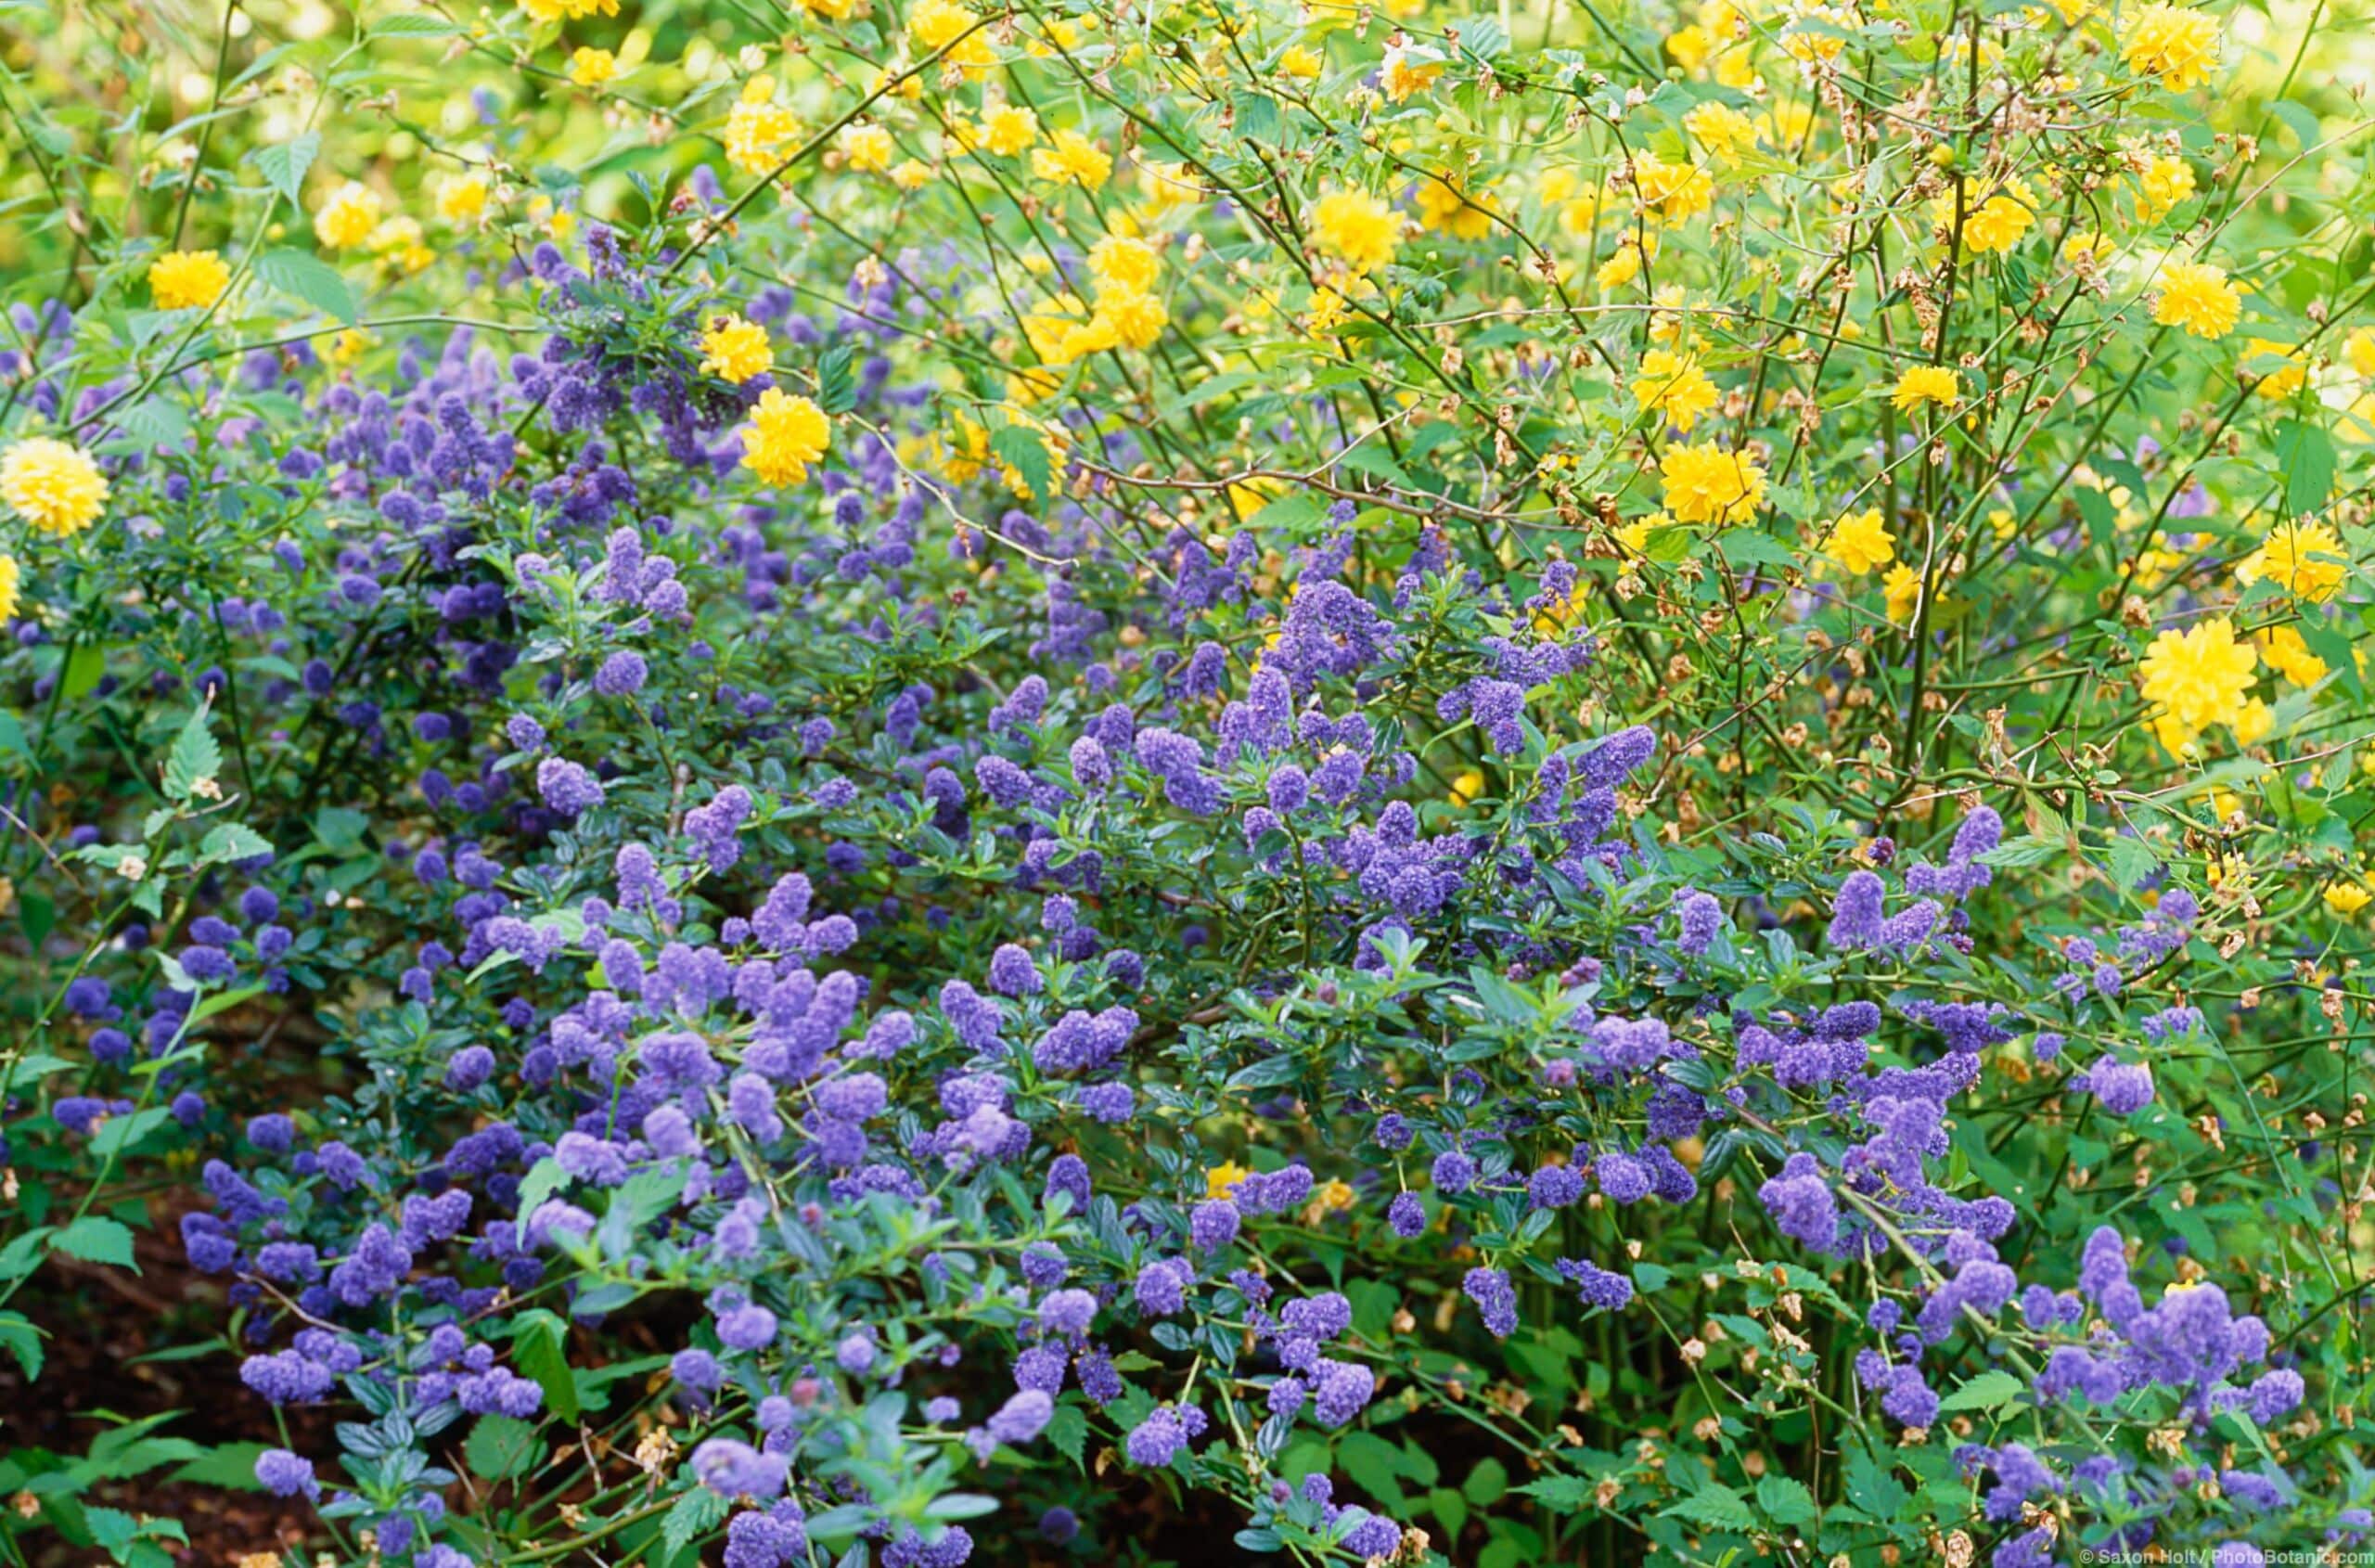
<box><xmin>982</xmin><ymin>105</ymin><xmax>1038</xmax><ymax>156</ymax></box>
<box><xmin>1633</xmin><ymin>154</ymin><xmax>1714</xmax><ymax>223</ymax></box>
<box><xmin>1684</xmin><ymin>101</ymin><xmax>1758</xmax><ymax>163</ymax></box>
<box><xmin>568</xmin><ymin>46</ymin><xmax>617</xmax><ymax>88</ymax></box>
<box><xmin>1597</xmin><ymin>239</ymin><xmax>1647</xmax><ymax>290</ymax></box>
<box><xmin>2137</xmin><ymin>616</ymin><xmax>2257</xmax><ymax>750</ymax></box>
<box><xmin>1882</xmin><ymin>563</ymin><xmax>1923</xmax><ymax>623</ymax></box>
<box><xmin>0</xmin><ymin>554</ymin><xmax>19</xmax><ymax>624</ymax></box>
<box><xmin>2133</xmin><ymin>154</ymin><xmax>2194</xmax><ymax>225</ymax></box>
<box><xmin>1538</xmin><ymin>167</ymin><xmax>1601</xmax><ymax>238</ymax></box>
<box><xmin>1031</xmin><ymin>130</ymin><xmax>1111</xmax><ymax>189</ymax></box>
<box><xmin>2121</xmin><ymin>4</ymin><xmax>2221</xmax><ymax>90</ymax></box>
<box><xmin>2241</xmin><ymin>338</ymin><xmax>2306</xmax><ymax>401</ymax></box>
<box><xmin>1090</xmin><ymin>236</ymin><xmax>1160</xmax><ymax>294</ymax></box>
<box><xmin>1658</xmin><ymin>442</ymin><xmax>1765</xmax><ymax>525</ymax></box>
<box><xmin>841</xmin><ymin>124</ymin><xmax>894</xmax><ymax>174</ymax></box>
<box><xmin>1891</xmin><ymin>364</ymin><xmax>1960</xmax><ymax>414</ymax></box>
<box><xmin>148</xmin><ymin>250</ymin><xmax>230</xmax><ymax>311</ymax></box>
<box><xmin>0</xmin><ymin>437</ymin><xmax>108</xmax><ymax>537</ymax></box>
<box><xmin>2236</xmin><ymin>519</ymin><xmax>2346</xmax><ymax>602</ymax></box>
<box><xmin>1413</xmin><ymin>174</ymin><xmax>1497</xmax><ymax>240</ymax></box>
<box><xmin>2062</xmin><ymin>231</ymin><xmax>2112</xmax><ymax>269</ymax></box>
<box><xmin>2153</xmin><ymin>262</ymin><xmax>2240</xmax><ymax>340</ymax></box>
<box><xmin>891</xmin><ymin>160</ymin><xmax>934</xmax><ymax>191</ymax></box>
<box><xmin>1634</xmin><ymin>348</ymin><xmax>1718</xmax><ymax>432</ymax></box>
<box><xmin>1204</xmin><ymin>1161</ymin><xmax>1251</xmax><ymax>1199</ymax></box>
<box><xmin>907</xmin><ymin>0</ymin><xmax>996</xmax><ymax>76</ymax></box>
<box><xmin>2345</xmin><ymin>327</ymin><xmax>2375</xmax><ymax>379</ymax></box>
<box><xmin>1092</xmin><ymin>287</ymin><xmax>1168</xmax><ymax>350</ymax></box>
<box><xmin>2257</xmin><ymin>624</ymin><xmax>2329</xmax><ymax>687</ymax></box>
<box><xmin>738</xmin><ymin>389</ymin><xmax>832</xmax><ymax>485</ymax></box>
<box><xmin>1312</xmin><ymin>189</ymin><xmax>1400</xmax><ymax>277</ymax></box>
<box><xmin>1449</xmin><ymin>769</ymin><xmax>1486</xmax><ymax>806</ymax></box>
<box><xmin>518</xmin><ymin>0</ymin><xmax>617</xmax><ymax>19</ymax></box>
<box><xmin>1964</xmin><ymin>192</ymin><xmax>2033</xmax><ymax>254</ymax></box>
<box><xmin>725</xmin><ymin>79</ymin><xmax>802</xmax><ymax>176</ymax></box>
<box><xmin>326</xmin><ymin>327</ymin><xmax>373</xmax><ymax>366</ymax></box>
<box><xmin>797</xmin><ymin>0</ymin><xmax>856</xmax><ymax>15</ymax></box>
<box><xmin>1380</xmin><ymin>44</ymin><xmax>1444</xmax><ymax>101</ymax></box>
<box><xmin>436</xmin><ymin>174</ymin><xmax>492</xmax><ymax>226</ymax></box>
<box><xmin>699</xmin><ymin>315</ymin><xmax>774</xmax><ymax>384</ymax></box>
<box><xmin>2325</xmin><ymin>880</ymin><xmax>2373</xmax><ymax>918</ymax></box>
<box><xmin>1826</xmin><ymin>508</ymin><xmax>1895</xmax><ymax>574</ymax></box>
<box><xmin>1281</xmin><ymin>44</ymin><xmax>1325</xmax><ymax>79</ymax></box>
<box><xmin>313</xmin><ymin>181</ymin><xmax>383</xmax><ymax>250</ymax></box>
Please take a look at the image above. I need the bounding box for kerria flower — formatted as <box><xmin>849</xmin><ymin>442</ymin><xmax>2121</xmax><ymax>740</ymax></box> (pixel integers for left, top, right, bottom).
<box><xmin>1658</xmin><ymin>441</ymin><xmax>1765</xmax><ymax>525</ymax></box>
<box><xmin>312</xmin><ymin>181</ymin><xmax>383</xmax><ymax>250</ymax></box>
<box><xmin>1891</xmin><ymin>364</ymin><xmax>1959</xmax><ymax>414</ymax></box>
<box><xmin>1632</xmin><ymin>153</ymin><xmax>1714</xmax><ymax>223</ymax></box>
<box><xmin>1</xmin><ymin>437</ymin><xmax>108</xmax><ymax>537</ymax></box>
<box><xmin>1031</xmin><ymin>130</ymin><xmax>1111</xmax><ymax>189</ymax></box>
<box><xmin>1311</xmin><ymin>189</ymin><xmax>1399</xmax><ymax>277</ymax></box>
<box><xmin>1826</xmin><ymin>508</ymin><xmax>1895</xmax><ymax>574</ymax></box>
<box><xmin>2137</xmin><ymin>615</ymin><xmax>2256</xmax><ymax>752</ymax></box>
<box><xmin>568</xmin><ymin>47</ymin><xmax>618</xmax><ymax>88</ymax></box>
<box><xmin>1634</xmin><ymin>348</ymin><xmax>1718</xmax><ymax>431</ymax></box>
<box><xmin>148</xmin><ymin>250</ymin><xmax>230</xmax><ymax>310</ymax></box>
<box><xmin>2152</xmin><ymin>262</ymin><xmax>2240</xmax><ymax>339</ymax></box>
<box><xmin>2236</xmin><ymin>520</ymin><xmax>2345</xmax><ymax>602</ymax></box>
<box><xmin>2121</xmin><ymin>3</ymin><xmax>2221</xmax><ymax>90</ymax></box>
<box><xmin>1413</xmin><ymin>174</ymin><xmax>1498</xmax><ymax>240</ymax></box>
<box><xmin>2257</xmin><ymin>624</ymin><xmax>2328</xmax><ymax>687</ymax></box>
<box><xmin>739</xmin><ymin>390</ymin><xmax>832</xmax><ymax>485</ymax></box>
<box><xmin>699</xmin><ymin>315</ymin><xmax>775</xmax><ymax>384</ymax></box>
<box><xmin>0</xmin><ymin>554</ymin><xmax>19</xmax><ymax>623</ymax></box>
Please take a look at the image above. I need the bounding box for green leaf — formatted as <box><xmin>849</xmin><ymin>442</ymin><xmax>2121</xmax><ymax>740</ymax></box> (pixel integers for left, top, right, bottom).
<box><xmin>62</xmin><ymin>643</ymin><xmax>106</xmax><ymax>701</ymax></box>
<box><xmin>1755</xmin><ymin>1474</ymin><xmax>1817</xmax><ymax>1526</ymax></box>
<box><xmin>199</xmin><ymin>823</ymin><xmax>273</xmax><ymax>866</ymax></box>
<box><xmin>371</xmin><ymin>11</ymin><xmax>469</xmax><ymax>36</ymax></box>
<box><xmin>1843</xmin><ymin>1446</ymin><xmax>1910</xmax><ymax>1523</ymax></box>
<box><xmin>464</xmin><ymin>1414</ymin><xmax>540</xmax><ymax>1480</ymax></box>
<box><xmin>53</xmin><ymin>1216</ymin><xmax>138</xmax><ymax>1271</ymax></box>
<box><xmin>1975</xmin><ymin>836</ymin><xmax>2060</xmax><ymax>868</ymax></box>
<box><xmin>1337</xmin><ymin>1429</ymin><xmax>1406</xmax><ymax>1508</ymax></box>
<box><xmin>514</xmin><ymin>1309</ymin><xmax>579</xmax><ymax>1422</ymax></box>
<box><xmin>1046</xmin><ymin>1401</ymin><xmax>1087</xmax><ymax>1470</ymax></box>
<box><xmin>2277</xmin><ymin>418</ymin><xmax>2335</xmax><ymax>517</ymax></box>
<box><xmin>1512</xmin><ymin>1474</ymin><xmax>1594</xmax><ymax>1512</ymax></box>
<box><xmin>90</xmin><ymin>1107</ymin><xmax>173</xmax><ymax>1158</ymax></box>
<box><xmin>0</xmin><ymin>1311</ymin><xmax>45</xmax><ymax>1380</ymax></box>
<box><xmin>661</xmin><ymin>1485</ymin><xmax>728</xmax><ymax>1553</ymax></box>
<box><xmin>989</xmin><ymin>425</ymin><xmax>1053</xmax><ymax>507</ymax></box>
<box><xmin>1661</xmin><ymin>1481</ymin><xmax>1754</xmax><ymax>1530</ymax></box>
<box><xmin>251</xmin><ymin>250</ymin><xmax>357</xmax><ymax>324</ymax></box>
<box><xmin>514</xmin><ymin>1157</ymin><xmax>568</xmax><ymax>1242</ymax></box>
<box><xmin>815</xmin><ymin>345</ymin><xmax>856</xmax><ymax>414</ymax></box>
<box><xmin>248</xmin><ymin>133</ymin><xmax>320</xmax><ymax>210</ymax></box>
<box><xmin>1937</xmin><ymin>1369</ymin><xmax>2026</xmax><ymax>1414</ymax></box>
<box><xmin>162</xmin><ymin>707</ymin><xmax>221</xmax><ymax>801</ymax></box>
<box><xmin>1463</xmin><ymin>1456</ymin><xmax>1508</xmax><ymax>1506</ymax></box>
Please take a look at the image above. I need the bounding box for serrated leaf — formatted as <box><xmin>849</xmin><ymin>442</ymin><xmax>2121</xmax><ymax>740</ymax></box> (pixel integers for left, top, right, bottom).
<box><xmin>163</xmin><ymin>707</ymin><xmax>221</xmax><ymax>801</ymax></box>
<box><xmin>1937</xmin><ymin>1369</ymin><xmax>2025</xmax><ymax>1413</ymax></box>
<box><xmin>53</xmin><ymin>1216</ymin><xmax>138</xmax><ymax>1270</ymax></box>
<box><xmin>0</xmin><ymin>1311</ymin><xmax>45</xmax><ymax>1380</ymax></box>
<box><xmin>199</xmin><ymin>823</ymin><xmax>273</xmax><ymax>867</ymax></box>
<box><xmin>371</xmin><ymin>11</ymin><xmax>468</xmax><ymax>35</ymax></box>
<box><xmin>1512</xmin><ymin>1474</ymin><xmax>1594</xmax><ymax>1512</ymax></box>
<box><xmin>815</xmin><ymin>345</ymin><xmax>856</xmax><ymax>414</ymax></box>
<box><xmin>248</xmin><ymin>134</ymin><xmax>320</xmax><ymax>209</ymax></box>
<box><xmin>990</xmin><ymin>424</ymin><xmax>1053</xmax><ymax>506</ymax></box>
<box><xmin>1755</xmin><ymin>1474</ymin><xmax>1817</xmax><ymax>1526</ymax></box>
<box><xmin>463</xmin><ymin>1414</ymin><xmax>539</xmax><ymax>1480</ymax></box>
<box><xmin>1046</xmin><ymin>1400</ymin><xmax>1086</xmax><ymax>1470</ymax></box>
<box><xmin>251</xmin><ymin>249</ymin><xmax>357</xmax><ymax>324</ymax></box>
<box><xmin>662</xmin><ymin>1484</ymin><xmax>728</xmax><ymax>1552</ymax></box>
<box><xmin>1661</xmin><ymin>1481</ymin><xmax>1754</xmax><ymax>1530</ymax></box>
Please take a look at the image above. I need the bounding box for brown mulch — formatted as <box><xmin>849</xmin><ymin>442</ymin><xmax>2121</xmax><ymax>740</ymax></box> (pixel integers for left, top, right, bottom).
<box><xmin>1</xmin><ymin>1193</ymin><xmax>329</xmax><ymax>1568</ymax></box>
